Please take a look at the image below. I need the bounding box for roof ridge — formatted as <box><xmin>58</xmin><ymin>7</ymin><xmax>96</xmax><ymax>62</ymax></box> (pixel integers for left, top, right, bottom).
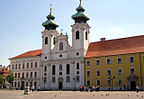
<box><xmin>90</xmin><ymin>34</ymin><xmax>144</xmax><ymax>44</ymax></box>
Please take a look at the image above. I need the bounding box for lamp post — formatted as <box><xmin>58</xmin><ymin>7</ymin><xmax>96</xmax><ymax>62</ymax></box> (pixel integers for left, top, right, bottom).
<box><xmin>108</xmin><ymin>75</ymin><xmax>115</xmax><ymax>91</ymax></box>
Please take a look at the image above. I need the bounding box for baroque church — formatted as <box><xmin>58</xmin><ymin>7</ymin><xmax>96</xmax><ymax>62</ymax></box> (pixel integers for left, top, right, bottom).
<box><xmin>9</xmin><ymin>0</ymin><xmax>90</xmax><ymax>90</ymax></box>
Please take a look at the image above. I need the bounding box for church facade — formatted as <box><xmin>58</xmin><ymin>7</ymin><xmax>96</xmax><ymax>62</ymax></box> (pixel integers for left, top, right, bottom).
<box><xmin>9</xmin><ymin>0</ymin><xmax>90</xmax><ymax>90</ymax></box>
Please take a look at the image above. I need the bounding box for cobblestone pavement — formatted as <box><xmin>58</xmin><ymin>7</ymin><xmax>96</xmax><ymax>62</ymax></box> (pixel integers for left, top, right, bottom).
<box><xmin>0</xmin><ymin>90</ymin><xmax>144</xmax><ymax>99</ymax></box>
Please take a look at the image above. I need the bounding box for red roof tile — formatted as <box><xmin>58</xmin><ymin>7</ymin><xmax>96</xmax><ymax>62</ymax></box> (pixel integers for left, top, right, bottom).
<box><xmin>9</xmin><ymin>49</ymin><xmax>42</xmax><ymax>60</ymax></box>
<box><xmin>85</xmin><ymin>35</ymin><xmax>144</xmax><ymax>58</ymax></box>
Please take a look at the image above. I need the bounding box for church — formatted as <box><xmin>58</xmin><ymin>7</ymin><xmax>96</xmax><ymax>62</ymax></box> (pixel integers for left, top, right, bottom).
<box><xmin>9</xmin><ymin>0</ymin><xmax>90</xmax><ymax>90</ymax></box>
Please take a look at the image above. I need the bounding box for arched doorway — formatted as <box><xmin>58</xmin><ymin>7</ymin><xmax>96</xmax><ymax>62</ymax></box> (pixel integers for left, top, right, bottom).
<box><xmin>58</xmin><ymin>77</ymin><xmax>63</xmax><ymax>90</ymax></box>
<box><xmin>127</xmin><ymin>74</ymin><xmax>139</xmax><ymax>90</ymax></box>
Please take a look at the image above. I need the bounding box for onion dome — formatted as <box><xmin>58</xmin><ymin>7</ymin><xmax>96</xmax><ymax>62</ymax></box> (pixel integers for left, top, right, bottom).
<box><xmin>72</xmin><ymin>0</ymin><xmax>90</xmax><ymax>23</ymax></box>
<box><xmin>42</xmin><ymin>5</ymin><xmax>59</xmax><ymax>30</ymax></box>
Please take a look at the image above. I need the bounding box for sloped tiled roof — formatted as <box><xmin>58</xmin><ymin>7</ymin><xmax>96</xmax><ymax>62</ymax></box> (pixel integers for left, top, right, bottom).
<box><xmin>85</xmin><ymin>35</ymin><xmax>144</xmax><ymax>58</ymax></box>
<box><xmin>9</xmin><ymin>49</ymin><xmax>42</xmax><ymax>60</ymax></box>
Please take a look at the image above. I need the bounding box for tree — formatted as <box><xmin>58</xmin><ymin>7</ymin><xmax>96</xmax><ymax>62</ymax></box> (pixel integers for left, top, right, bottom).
<box><xmin>0</xmin><ymin>74</ymin><xmax>4</xmax><ymax>84</ymax></box>
<box><xmin>6</xmin><ymin>70</ymin><xmax>14</xmax><ymax>89</ymax></box>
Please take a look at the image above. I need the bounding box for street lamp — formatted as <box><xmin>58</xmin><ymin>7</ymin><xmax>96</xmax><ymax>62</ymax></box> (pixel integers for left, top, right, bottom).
<box><xmin>108</xmin><ymin>75</ymin><xmax>115</xmax><ymax>91</ymax></box>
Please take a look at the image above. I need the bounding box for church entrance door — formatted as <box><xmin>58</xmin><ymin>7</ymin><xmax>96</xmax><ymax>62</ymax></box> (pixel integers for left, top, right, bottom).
<box><xmin>59</xmin><ymin>82</ymin><xmax>63</xmax><ymax>90</ymax></box>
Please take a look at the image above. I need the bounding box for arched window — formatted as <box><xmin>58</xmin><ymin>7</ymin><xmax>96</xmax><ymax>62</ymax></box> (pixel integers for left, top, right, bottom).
<box><xmin>52</xmin><ymin>65</ymin><xmax>55</xmax><ymax>75</ymax></box>
<box><xmin>45</xmin><ymin>37</ymin><xmax>48</xmax><ymax>44</ymax></box>
<box><xmin>52</xmin><ymin>77</ymin><xmax>55</xmax><ymax>83</ymax></box>
<box><xmin>44</xmin><ymin>66</ymin><xmax>47</xmax><ymax>72</ymax></box>
<box><xmin>53</xmin><ymin>37</ymin><xmax>55</xmax><ymax>45</ymax></box>
<box><xmin>76</xmin><ymin>31</ymin><xmax>79</xmax><ymax>39</ymax></box>
<box><xmin>59</xmin><ymin>42</ymin><xmax>63</xmax><ymax>50</ymax></box>
<box><xmin>66</xmin><ymin>76</ymin><xmax>70</xmax><ymax>83</ymax></box>
<box><xmin>66</xmin><ymin>64</ymin><xmax>70</xmax><ymax>74</ymax></box>
<box><xmin>85</xmin><ymin>32</ymin><xmax>88</xmax><ymax>40</ymax></box>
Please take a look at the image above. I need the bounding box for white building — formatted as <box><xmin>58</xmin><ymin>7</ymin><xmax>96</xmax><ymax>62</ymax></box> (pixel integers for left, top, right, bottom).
<box><xmin>9</xmin><ymin>0</ymin><xmax>90</xmax><ymax>90</ymax></box>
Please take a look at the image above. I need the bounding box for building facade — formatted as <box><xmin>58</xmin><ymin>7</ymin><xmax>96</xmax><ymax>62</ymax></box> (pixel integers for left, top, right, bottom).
<box><xmin>85</xmin><ymin>36</ymin><xmax>144</xmax><ymax>90</ymax></box>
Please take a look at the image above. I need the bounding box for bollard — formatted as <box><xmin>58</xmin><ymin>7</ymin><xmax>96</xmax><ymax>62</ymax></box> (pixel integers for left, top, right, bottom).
<box><xmin>24</xmin><ymin>86</ymin><xmax>30</xmax><ymax>95</ymax></box>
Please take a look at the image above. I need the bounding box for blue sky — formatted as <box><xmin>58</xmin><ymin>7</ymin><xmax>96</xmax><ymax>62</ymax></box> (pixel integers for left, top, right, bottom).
<box><xmin>0</xmin><ymin>0</ymin><xmax>144</xmax><ymax>66</ymax></box>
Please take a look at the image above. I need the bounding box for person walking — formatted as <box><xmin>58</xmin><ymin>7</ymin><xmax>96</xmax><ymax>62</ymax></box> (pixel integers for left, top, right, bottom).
<box><xmin>31</xmin><ymin>85</ymin><xmax>35</xmax><ymax>92</ymax></box>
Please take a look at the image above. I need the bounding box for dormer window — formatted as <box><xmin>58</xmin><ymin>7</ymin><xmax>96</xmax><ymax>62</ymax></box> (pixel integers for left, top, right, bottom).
<box><xmin>59</xmin><ymin>42</ymin><xmax>63</xmax><ymax>50</ymax></box>
<box><xmin>45</xmin><ymin>37</ymin><xmax>48</xmax><ymax>44</ymax></box>
<box><xmin>76</xmin><ymin>31</ymin><xmax>79</xmax><ymax>39</ymax></box>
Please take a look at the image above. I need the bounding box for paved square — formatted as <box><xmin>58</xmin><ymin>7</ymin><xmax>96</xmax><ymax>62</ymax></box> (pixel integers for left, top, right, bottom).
<box><xmin>0</xmin><ymin>90</ymin><xmax>144</xmax><ymax>99</ymax></box>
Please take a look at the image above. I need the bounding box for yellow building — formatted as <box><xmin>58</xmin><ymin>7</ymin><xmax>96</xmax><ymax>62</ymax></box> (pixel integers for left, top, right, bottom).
<box><xmin>85</xmin><ymin>36</ymin><xmax>144</xmax><ymax>90</ymax></box>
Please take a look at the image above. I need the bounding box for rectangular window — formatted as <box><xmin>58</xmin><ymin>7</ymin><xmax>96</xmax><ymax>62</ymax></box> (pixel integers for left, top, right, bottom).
<box><xmin>130</xmin><ymin>67</ymin><xmax>134</xmax><ymax>74</ymax></box>
<box><xmin>87</xmin><ymin>60</ymin><xmax>90</xmax><ymax>66</ymax></box>
<box><xmin>130</xmin><ymin>56</ymin><xmax>134</xmax><ymax>62</ymax></box>
<box><xmin>18</xmin><ymin>73</ymin><xmax>20</xmax><ymax>78</ymax></box>
<box><xmin>31</xmin><ymin>62</ymin><xmax>33</xmax><ymax>68</ymax></box>
<box><xmin>35</xmin><ymin>62</ymin><xmax>37</xmax><ymax>68</ymax></box>
<box><xmin>118</xmin><ymin>78</ymin><xmax>122</xmax><ymax>85</ymax></box>
<box><xmin>107</xmin><ymin>58</ymin><xmax>111</xmax><ymax>64</ymax></box>
<box><xmin>87</xmin><ymin>71</ymin><xmax>90</xmax><ymax>77</ymax></box>
<box><xmin>12</xmin><ymin>64</ymin><xmax>14</xmax><ymax>69</ymax></box>
<box><xmin>107</xmin><ymin>79</ymin><xmax>111</xmax><ymax>85</ymax></box>
<box><xmin>30</xmin><ymin>72</ymin><xmax>33</xmax><ymax>78</ymax></box>
<box><xmin>96</xmin><ymin>79</ymin><xmax>101</xmax><ymax>86</ymax></box>
<box><xmin>22</xmin><ymin>73</ymin><xmax>24</xmax><ymax>78</ymax></box>
<box><xmin>96</xmin><ymin>69</ymin><xmax>100</xmax><ymax>76</ymax></box>
<box><xmin>26</xmin><ymin>72</ymin><xmax>29</xmax><ymax>78</ymax></box>
<box><xmin>22</xmin><ymin>63</ymin><xmax>25</xmax><ymax>69</ymax></box>
<box><xmin>96</xmin><ymin>59</ymin><xmax>100</xmax><ymax>65</ymax></box>
<box><xmin>118</xmin><ymin>68</ymin><xmax>122</xmax><ymax>75</ymax></box>
<box><xmin>15</xmin><ymin>73</ymin><xmax>17</xmax><ymax>78</ymax></box>
<box><xmin>15</xmin><ymin>64</ymin><xmax>17</xmax><ymax>69</ymax></box>
<box><xmin>118</xmin><ymin>57</ymin><xmax>122</xmax><ymax>64</ymax></box>
<box><xmin>19</xmin><ymin>64</ymin><xmax>21</xmax><ymax>69</ymax></box>
<box><xmin>27</xmin><ymin>63</ymin><xmax>29</xmax><ymax>68</ymax></box>
<box><xmin>87</xmin><ymin>80</ymin><xmax>90</xmax><ymax>86</ymax></box>
<box><xmin>34</xmin><ymin>72</ymin><xmax>37</xmax><ymax>77</ymax></box>
<box><xmin>107</xmin><ymin>69</ymin><xmax>111</xmax><ymax>76</ymax></box>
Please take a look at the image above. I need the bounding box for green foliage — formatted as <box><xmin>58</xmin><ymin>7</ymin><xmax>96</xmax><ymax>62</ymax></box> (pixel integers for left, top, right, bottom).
<box><xmin>0</xmin><ymin>74</ymin><xmax>4</xmax><ymax>84</ymax></box>
<box><xmin>6</xmin><ymin>70</ymin><xmax>14</xmax><ymax>84</ymax></box>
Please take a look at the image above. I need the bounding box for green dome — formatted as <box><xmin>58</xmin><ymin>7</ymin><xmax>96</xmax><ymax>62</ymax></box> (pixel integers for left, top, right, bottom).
<box><xmin>42</xmin><ymin>8</ymin><xmax>59</xmax><ymax>30</ymax></box>
<box><xmin>71</xmin><ymin>1</ymin><xmax>90</xmax><ymax>23</ymax></box>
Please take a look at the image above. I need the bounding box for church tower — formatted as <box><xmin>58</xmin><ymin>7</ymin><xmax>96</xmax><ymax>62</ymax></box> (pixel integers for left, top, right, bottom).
<box><xmin>71</xmin><ymin>0</ymin><xmax>90</xmax><ymax>57</ymax></box>
<box><xmin>41</xmin><ymin>5</ymin><xmax>59</xmax><ymax>61</ymax></box>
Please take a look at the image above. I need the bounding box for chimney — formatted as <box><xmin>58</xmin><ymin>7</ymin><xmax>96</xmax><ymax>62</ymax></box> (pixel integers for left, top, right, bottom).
<box><xmin>100</xmin><ymin>38</ymin><xmax>106</xmax><ymax>41</ymax></box>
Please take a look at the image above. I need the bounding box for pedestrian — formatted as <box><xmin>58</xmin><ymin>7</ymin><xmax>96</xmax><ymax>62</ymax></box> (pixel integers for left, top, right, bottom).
<box><xmin>80</xmin><ymin>85</ymin><xmax>82</xmax><ymax>91</ymax></box>
<box><xmin>136</xmin><ymin>85</ymin><xmax>139</xmax><ymax>93</ymax></box>
<box><xmin>31</xmin><ymin>85</ymin><xmax>35</xmax><ymax>92</ymax></box>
